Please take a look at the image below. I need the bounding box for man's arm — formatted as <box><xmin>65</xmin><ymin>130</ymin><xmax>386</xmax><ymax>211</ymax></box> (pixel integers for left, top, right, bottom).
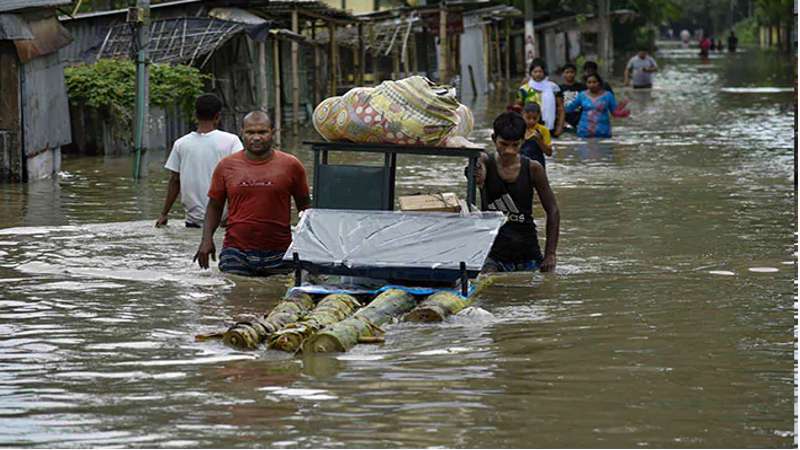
<box><xmin>646</xmin><ymin>59</ymin><xmax>658</xmax><ymax>72</ymax></box>
<box><xmin>194</xmin><ymin>197</ymin><xmax>225</xmax><ymax>269</ymax></box>
<box><xmin>474</xmin><ymin>152</ymin><xmax>488</xmax><ymax>188</ymax></box>
<box><xmin>530</xmin><ymin>162</ymin><xmax>559</xmax><ymax>272</ymax></box>
<box><xmin>623</xmin><ymin>59</ymin><xmax>635</xmax><ymax>85</ymax></box>
<box><xmin>539</xmin><ymin>127</ymin><xmax>553</xmax><ymax>156</ymax></box>
<box><xmin>156</xmin><ymin>171</ymin><xmax>180</xmax><ymax>227</ymax></box>
<box><xmin>292</xmin><ymin>162</ymin><xmax>312</xmax><ymax>212</ymax></box>
<box><xmin>294</xmin><ymin>194</ymin><xmax>311</xmax><ymax>212</ymax></box>
<box><xmin>554</xmin><ymin>96</ymin><xmax>565</xmax><ymax>136</ymax></box>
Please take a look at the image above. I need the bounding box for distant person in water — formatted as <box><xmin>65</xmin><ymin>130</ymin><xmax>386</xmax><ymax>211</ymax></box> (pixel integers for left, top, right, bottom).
<box><xmin>727</xmin><ymin>31</ymin><xmax>738</xmax><ymax>52</ymax></box>
<box><xmin>565</xmin><ymin>73</ymin><xmax>618</xmax><ymax>139</ymax></box>
<box><xmin>520</xmin><ymin>102</ymin><xmax>552</xmax><ymax>168</ymax></box>
<box><xmin>709</xmin><ymin>37</ymin><xmax>716</xmax><ymax>51</ymax></box>
<box><xmin>518</xmin><ymin>58</ymin><xmax>565</xmax><ymax>136</ymax></box>
<box><xmin>558</xmin><ymin>63</ymin><xmax>586</xmax><ymax>131</ymax></box>
<box><xmin>699</xmin><ymin>36</ymin><xmax>712</xmax><ymax>57</ymax></box>
<box><xmin>156</xmin><ymin>94</ymin><xmax>243</xmax><ymax>228</ymax></box>
<box><xmin>582</xmin><ymin>60</ymin><xmax>614</xmax><ymax>94</ymax></box>
<box><xmin>194</xmin><ymin>111</ymin><xmax>311</xmax><ymax>276</ymax></box>
<box><xmin>716</xmin><ymin>39</ymin><xmax>724</xmax><ymax>51</ymax></box>
<box><xmin>474</xmin><ymin>112</ymin><xmax>559</xmax><ymax>273</ymax></box>
<box><xmin>624</xmin><ymin>49</ymin><xmax>658</xmax><ymax>89</ymax></box>
<box><xmin>680</xmin><ymin>29</ymin><xmax>691</xmax><ymax>47</ymax></box>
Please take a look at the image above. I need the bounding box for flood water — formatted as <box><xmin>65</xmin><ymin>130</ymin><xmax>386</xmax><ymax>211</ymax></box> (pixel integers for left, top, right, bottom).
<box><xmin>0</xmin><ymin>46</ymin><xmax>796</xmax><ymax>448</ymax></box>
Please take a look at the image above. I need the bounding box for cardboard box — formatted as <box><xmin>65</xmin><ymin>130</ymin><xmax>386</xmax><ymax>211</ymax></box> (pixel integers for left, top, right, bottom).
<box><xmin>399</xmin><ymin>193</ymin><xmax>461</xmax><ymax>213</ymax></box>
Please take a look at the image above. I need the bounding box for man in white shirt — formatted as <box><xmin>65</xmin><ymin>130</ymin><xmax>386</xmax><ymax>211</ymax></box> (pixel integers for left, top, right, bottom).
<box><xmin>624</xmin><ymin>50</ymin><xmax>658</xmax><ymax>89</ymax></box>
<box><xmin>155</xmin><ymin>94</ymin><xmax>243</xmax><ymax>228</ymax></box>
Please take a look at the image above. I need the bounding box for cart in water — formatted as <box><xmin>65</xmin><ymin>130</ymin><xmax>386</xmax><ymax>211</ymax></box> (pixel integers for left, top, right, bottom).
<box><xmin>199</xmin><ymin>141</ymin><xmax>505</xmax><ymax>353</ymax></box>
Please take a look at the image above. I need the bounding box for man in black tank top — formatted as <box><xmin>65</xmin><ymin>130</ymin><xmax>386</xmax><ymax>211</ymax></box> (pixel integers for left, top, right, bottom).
<box><xmin>475</xmin><ymin>112</ymin><xmax>560</xmax><ymax>273</ymax></box>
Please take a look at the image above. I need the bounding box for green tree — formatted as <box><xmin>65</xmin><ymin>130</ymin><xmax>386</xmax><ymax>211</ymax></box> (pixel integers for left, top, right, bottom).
<box><xmin>65</xmin><ymin>59</ymin><xmax>208</xmax><ymax>143</ymax></box>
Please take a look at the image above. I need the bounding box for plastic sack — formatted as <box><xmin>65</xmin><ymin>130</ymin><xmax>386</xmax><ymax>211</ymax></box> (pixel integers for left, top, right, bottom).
<box><xmin>312</xmin><ymin>76</ymin><xmax>476</xmax><ymax>147</ymax></box>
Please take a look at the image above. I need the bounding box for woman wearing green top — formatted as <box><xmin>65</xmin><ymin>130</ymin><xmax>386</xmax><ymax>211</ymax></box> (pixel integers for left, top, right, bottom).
<box><xmin>517</xmin><ymin>59</ymin><xmax>565</xmax><ymax>137</ymax></box>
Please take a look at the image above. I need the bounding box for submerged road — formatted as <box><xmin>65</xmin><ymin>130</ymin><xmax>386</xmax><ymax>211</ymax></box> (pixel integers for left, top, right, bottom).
<box><xmin>0</xmin><ymin>46</ymin><xmax>795</xmax><ymax>447</ymax></box>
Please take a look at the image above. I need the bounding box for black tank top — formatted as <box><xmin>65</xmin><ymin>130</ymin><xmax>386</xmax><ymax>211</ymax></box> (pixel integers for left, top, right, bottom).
<box><xmin>481</xmin><ymin>154</ymin><xmax>543</xmax><ymax>263</ymax></box>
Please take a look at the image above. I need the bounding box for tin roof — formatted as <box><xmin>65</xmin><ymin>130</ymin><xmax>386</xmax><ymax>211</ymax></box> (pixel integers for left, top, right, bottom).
<box><xmin>0</xmin><ymin>0</ymin><xmax>71</xmax><ymax>13</ymax></box>
<box><xmin>0</xmin><ymin>13</ymin><xmax>34</xmax><ymax>39</ymax></box>
<box><xmin>61</xmin><ymin>0</ymin><xmax>357</xmax><ymax>24</ymax></box>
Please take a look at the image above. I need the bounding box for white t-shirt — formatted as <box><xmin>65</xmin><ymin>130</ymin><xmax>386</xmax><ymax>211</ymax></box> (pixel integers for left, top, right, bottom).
<box><xmin>164</xmin><ymin>130</ymin><xmax>243</xmax><ymax>225</ymax></box>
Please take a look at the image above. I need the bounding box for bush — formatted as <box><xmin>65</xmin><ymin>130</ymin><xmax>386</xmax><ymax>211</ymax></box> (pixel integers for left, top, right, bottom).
<box><xmin>732</xmin><ymin>17</ymin><xmax>758</xmax><ymax>45</ymax></box>
<box><xmin>64</xmin><ymin>59</ymin><xmax>208</xmax><ymax>121</ymax></box>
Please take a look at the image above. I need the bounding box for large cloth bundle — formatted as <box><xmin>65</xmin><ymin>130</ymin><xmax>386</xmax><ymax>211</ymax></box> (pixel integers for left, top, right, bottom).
<box><xmin>312</xmin><ymin>76</ymin><xmax>475</xmax><ymax>147</ymax></box>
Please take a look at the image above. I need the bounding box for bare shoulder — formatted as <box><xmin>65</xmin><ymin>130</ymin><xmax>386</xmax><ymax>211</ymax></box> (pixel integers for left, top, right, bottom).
<box><xmin>530</xmin><ymin>160</ymin><xmax>548</xmax><ymax>183</ymax></box>
<box><xmin>529</xmin><ymin>159</ymin><xmax>546</xmax><ymax>177</ymax></box>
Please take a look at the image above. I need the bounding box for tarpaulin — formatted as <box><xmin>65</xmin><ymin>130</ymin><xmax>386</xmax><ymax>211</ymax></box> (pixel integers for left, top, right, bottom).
<box><xmin>284</xmin><ymin>209</ymin><xmax>505</xmax><ymax>282</ymax></box>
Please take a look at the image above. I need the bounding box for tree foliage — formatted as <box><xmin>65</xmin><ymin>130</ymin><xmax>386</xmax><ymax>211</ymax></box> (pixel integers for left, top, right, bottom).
<box><xmin>64</xmin><ymin>58</ymin><xmax>207</xmax><ymax>118</ymax></box>
<box><xmin>64</xmin><ymin>59</ymin><xmax>208</xmax><ymax>145</ymax></box>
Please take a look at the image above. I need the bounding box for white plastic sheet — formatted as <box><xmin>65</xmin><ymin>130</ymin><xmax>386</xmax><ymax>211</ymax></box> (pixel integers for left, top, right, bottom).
<box><xmin>285</xmin><ymin>209</ymin><xmax>505</xmax><ymax>281</ymax></box>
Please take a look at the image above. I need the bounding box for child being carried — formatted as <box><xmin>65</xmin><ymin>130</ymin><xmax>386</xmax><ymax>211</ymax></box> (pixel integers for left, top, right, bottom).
<box><xmin>520</xmin><ymin>103</ymin><xmax>553</xmax><ymax>169</ymax></box>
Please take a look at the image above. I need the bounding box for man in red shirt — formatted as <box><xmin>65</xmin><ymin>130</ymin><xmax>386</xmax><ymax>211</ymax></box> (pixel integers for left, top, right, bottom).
<box><xmin>194</xmin><ymin>111</ymin><xmax>311</xmax><ymax>276</ymax></box>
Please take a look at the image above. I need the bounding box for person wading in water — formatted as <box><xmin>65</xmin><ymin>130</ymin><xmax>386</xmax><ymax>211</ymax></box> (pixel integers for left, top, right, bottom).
<box><xmin>156</xmin><ymin>94</ymin><xmax>243</xmax><ymax>228</ymax></box>
<box><xmin>194</xmin><ymin>111</ymin><xmax>311</xmax><ymax>276</ymax></box>
<box><xmin>475</xmin><ymin>112</ymin><xmax>560</xmax><ymax>273</ymax></box>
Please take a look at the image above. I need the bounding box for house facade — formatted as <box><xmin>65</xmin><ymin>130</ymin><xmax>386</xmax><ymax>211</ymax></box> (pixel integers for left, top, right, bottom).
<box><xmin>0</xmin><ymin>0</ymin><xmax>73</xmax><ymax>182</ymax></box>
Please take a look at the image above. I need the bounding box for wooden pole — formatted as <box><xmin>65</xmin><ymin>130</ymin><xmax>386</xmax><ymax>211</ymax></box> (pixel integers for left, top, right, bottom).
<box><xmin>451</xmin><ymin>30</ymin><xmax>458</xmax><ymax>81</ymax></box>
<box><xmin>504</xmin><ymin>19</ymin><xmax>511</xmax><ymax>84</ymax></box>
<box><xmin>598</xmin><ymin>0</ymin><xmax>612</xmax><ymax>77</ymax></box>
<box><xmin>291</xmin><ymin>9</ymin><xmax>300</xmax><ymax>135</ymax></box>
<box><xmin>494</xmin><ymin>22</ymin><xmax>502</xmax><ymax>83</ymax></box>
<box><xmin>273</xmin><ymin>38</ymin><xmax>282</xmax><ymax>147</ymax></box>
<box><xmin>367</xmin><ymin>24</ymin><xmax>375</xmax><ymax>83</ymax></box>
<box><xmin>402</xmin><ymin>26</ymin><xmax>410</xmax><ymax>77</ymax></box>
<box><xmin>329</xmin><ymin>22</ymin><xmax>336</xmax><ymax>96</ymax></box>
<box><xmin>353</xmin><ymin>46</ymin><xmax>360</xmax><ymax>85</ymax></box>
<box><xmin>258</xmin><ymin>40</ymin><xmax>268</xmax><ymax>111</ymax></box>
<box><xmin>411</xmin><ymin>34</ymin><xmax>418</xmax><ymax>74</ymax></box>
<box><xmin>438</xmin><ymin>3</ymin><xmax>448</xmax><ymax>82</ymax></box>
<box><xmin>312</xmin><ymin>22</ymin><xmax>320</xmax><ymax>105</ymax></box>
<box><xmin>393</xmin><ymin>50</ymin><xmax>401</xmax><ymax>79</ymax></box>
<box><xmin>483</xmin><ymin>24</ymin><xmax>491</xmax><ymax>84</ymax></box>
<box><xmin>358</xmin><ymin>23</ymin><xmax>365</xmax><ymax>85</ymax></box>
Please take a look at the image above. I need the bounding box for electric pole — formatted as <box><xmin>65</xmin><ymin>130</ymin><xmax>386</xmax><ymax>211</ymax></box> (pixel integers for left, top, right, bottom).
<box><xmin>524</xmin><ymin>0</ymin><xmax>535</xmax><ymax>65</ymax></box>
<box><xmin>132</xmin><ymin>0</ymin><xmax>150</xmax><ymax>179</ymax></box>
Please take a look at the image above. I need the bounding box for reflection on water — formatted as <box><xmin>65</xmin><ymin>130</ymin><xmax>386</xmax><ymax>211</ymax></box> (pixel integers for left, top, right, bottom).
<box><xmin>0</xmin><ymin>48</ymin><xmax>795</xmax><ymax>447</ymax></box>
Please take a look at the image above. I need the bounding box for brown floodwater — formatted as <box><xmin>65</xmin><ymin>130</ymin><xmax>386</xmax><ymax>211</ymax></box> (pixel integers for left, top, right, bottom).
<box><xmin>0</xmin><ymin>45</ymin><xmax>796</xmax><ymax>448</ymax></box>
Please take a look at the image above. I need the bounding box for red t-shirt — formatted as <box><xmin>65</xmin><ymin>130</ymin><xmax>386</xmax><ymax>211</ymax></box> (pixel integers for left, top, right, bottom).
<box><xmin>208</xmin><ymin>150</ymin><xmax>309</xmax><ymax>251</ymax></box>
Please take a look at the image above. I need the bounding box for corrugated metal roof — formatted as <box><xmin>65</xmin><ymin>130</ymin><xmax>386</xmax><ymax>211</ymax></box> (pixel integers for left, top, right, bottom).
<box><xmin>60</xmin><ymin>0</ymin><xmax>203</xmax><ymax>21</ymax></box>
<box><xmin>209</xmin><ymin>7</ymin><xmax>268</xmax><ymax>25</ymax></box>
<box><xmin>0</xmin><ymin>13</ymin><xmax>34</xmax><ymax>39</ymax></box>
<box><xmin>0</xmin><ymin>0</ymin><xmax>72</xmax><ymax>13</ymax></box>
